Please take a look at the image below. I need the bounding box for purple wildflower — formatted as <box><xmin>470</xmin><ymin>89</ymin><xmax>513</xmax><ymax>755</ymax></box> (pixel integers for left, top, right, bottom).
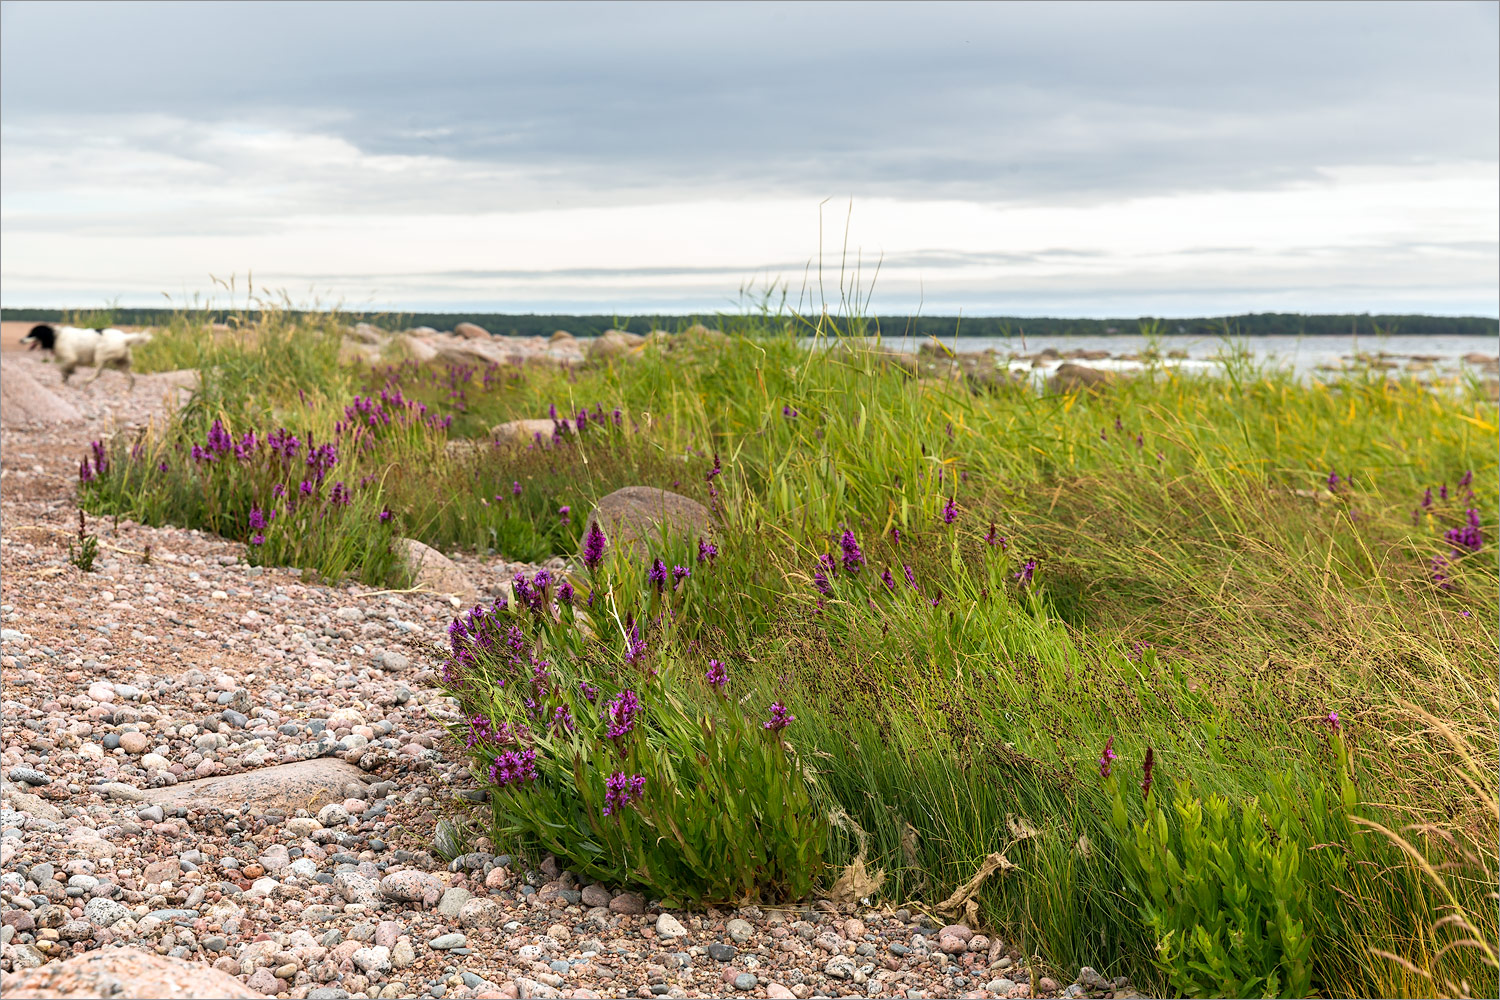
<box><xmin>1423</xmin><ymin>487</ymin><xmax>1433</xmax><ymax>508</ymax></box>
<box><xmin>706</xmin><ymin>660</ymin><xmax>728</xmax><ymax>693</ymax></box>
<box><xmin>672</xmin><ymin>565</ymin><xmax>690</xmax><ymax>589</ymax></box>
<box><xmin>556</xmin><ymin>579</ymin><xmax>574</xmax><ymax>605</ymax></box>
<box><xmin>379</xmin><ymin>507</ymin><xmax>393</xmax><ymax>524</ymax></box>
<box><xmin>1326</xmin><ymin>470</ymin><xmax>1340</xmax><ymax>492</ymax></box>
<box><xmin>578</xmin><ymin>680</ymin><xmax>599</xmax><ymax>703</ymax></box>
<box><xmin>488</xmin><ymin>748</ymin><xmax>538</xmax><ymax>787</ymax></box>
<box><xmin>1440</xmin><ymin>483</ymin><xmax>1449</xmax><ymax>501</ymax></box>
<box><xmin>78</xmin><ymin>458</ymin><xmax>94</xmax><ymax>483</ymax></box>
<box><xmin>250</xmin><ymin>533</ymin><xmax>265</xmax><ymax>546</ymax></box>
<box><xmin>1459</xmin><ymin>470</ymin><xmax>1473</xmax><ymax>488</ymax></box>
<box><xmin>1326</xmin><ymin>710</ymin><xmax>1340</xmax><ymax>731</ymax></box>
<box><xmin>839</xmin><ymin>529</ymin><xmax>865</xmax><ymax>574</ymax></box>
<box><xmin>812</xmin><ymin>570</ymin><xmax>833</xmax><ymax>596</ymax></box>
<box><xmin>582</xmin><ymin>521</ymin><xmax>607</xmax><ymax>570</ymax></box>
<box><xmin>942</xmin><ymin>497</ymin><xmax>959</xmax><ymax>524</ymax></box>
<box><xmin>158</xmin><ymin>461</ymin><xmax>169</xmax><ymax>473</ymax></box>
<box><xmin>1014</xmin><ymin>559</ymin><xmax>1036</xmax><ymax>587</ymax></box>
<box><xmin>881</xmin><ymin>569</ymin><xmax>896</xmax><ymax>591</ymax></box>
<box><xmin>697</xmin><ymin>537</ymin><xmax>717</xmax><ymax>564</ymax></box>
<box><xmin>891</xmin><ymin>527</ymin><xmax>901</xmax><ymax>544</ymax></box>
<box><xmin>648</xmin><ymin>558</ymin><xmax>668</xmax><ymax>591</ymax></box>
<box><xmin>985</xmin><ymin>524</ymin><xmax>1006</xmax><ymax>549</ymax></box>
<box><xmin>903</xmin><ymin>564</ymin><xmax>916</xmax><ymax>588</ymax></box>
<box><xmin>604</xmin><ymin>689</ymin><xmax>640</xmax><ymax>741</ymax></box>
<box><xmin>272</xmin><ymin>483</ymin><xmax>287</xmax><ymax>499</ymax></box>
<box><xmin>602</xmin><ymin>771</ymin><xmax>646</xmax><ymax>816</ymax></box>
<box><xmin>706</xmin><ymin>452</ymin><xmax>721</xmax><ymax>482</ymax></box>
<box><xmin>782</xmin><ymin>404</ymin><xmax>799</xmax><ymax>418</ymax></box>
<box><xmin>558</xmin><ymin>505</ymin><xmax>571</xmax><ymax>525</ymax></box>
<box><xmin>1445</xmin><ymin>509</ymin><xmax>1484</xmax><ymax>553</ymax></box>
<box><xmin>763</xmin><ymin>702</ymin><xmax>795</xmax><ymax>732</ymax></box>
<box><xmin>1141</xmin><ymin>747</ymin><xmax>1154</xmax><ymax>800</ymax></box>
<box><xmin>623</xmin><ymin>619</ymin><xmax>647</xmax><ymax>664</ymax></box>
<box><xmin>512</xmin><ymin>480</ymin><xmax>522</xmax><ymax>496</ymax></box>
<box><xmin>1099</xmin><ymin>736</ymin><xmax>1117</xmax><ymax>778</ymax></box>
<box><xmin>552</xmin><ymin>704</ymin><xmax>575</xmax><ymax>734</ymax></box>
<box><xmin>299</xmin><ymin>480</ymin><xmax>315</xmax><ymax>498</ymax></box>
<box><xmin>248</xmin><ymin>507</ymin><xmax>267</xmax><ymax>531</ymax></box>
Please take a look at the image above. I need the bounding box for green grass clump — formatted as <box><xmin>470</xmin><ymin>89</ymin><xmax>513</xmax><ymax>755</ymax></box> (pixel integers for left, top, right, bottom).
<box><xmin>79</xmin><ymin>298</ymin><xmax>1498</xmax><ymax>997</ymax></box>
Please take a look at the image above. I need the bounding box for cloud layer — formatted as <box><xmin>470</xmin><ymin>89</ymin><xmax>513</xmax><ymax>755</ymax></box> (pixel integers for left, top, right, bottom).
<box><xmin>2</xmin><ymin>1</ymin><xmax>1496</xmax><ymax>314</ymax></box>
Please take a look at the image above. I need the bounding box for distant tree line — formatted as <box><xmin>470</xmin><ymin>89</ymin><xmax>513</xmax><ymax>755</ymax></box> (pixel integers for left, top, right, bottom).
<box><xmin>3</xmin><ymin>307</ymin><xmax>1494</xmax><ymax>339</ymax></box>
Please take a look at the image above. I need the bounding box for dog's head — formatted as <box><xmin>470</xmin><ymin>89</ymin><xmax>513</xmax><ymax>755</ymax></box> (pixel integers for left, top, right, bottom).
<box><xmin>21</xmin><ymin>324</ymin><xmax>56</xmax><ymax>352</ymax></box>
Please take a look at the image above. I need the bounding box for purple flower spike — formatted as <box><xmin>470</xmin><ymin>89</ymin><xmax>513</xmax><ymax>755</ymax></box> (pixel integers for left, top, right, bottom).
<box><xmin>881</xmin><ymin>569</ymin><xmax>896</xmax><ymax>591</ymax></box>
<box><xmin>903</xmin><ymin>564</ymin><xmax>916</xmax><ymax>589</ymax></box>
<box><xmin>512</xmin><ymin>480</ymin><xmax>522</xmax><ymax>496</ymax></box>
<box><xmin>839</xmin><ymin>529</ymin><xmax>865</xmax><ymax>574</ymax></box>
<box><xmin>812</xmin><ymin>570</ymin><xmax>833</xmax><ymax>596</ymax></box>
<box><xmin>582</xmin><ymin>521</ymin><xmax>607</xmax><ymax>570</ymax></box>
<box><xmin>1325</xmin><ymin>710</ymin><xmax>1340</xmax><ymax>731</ymax></box>
<box><xmin>1422</xmin><ymin>487</ymin><xmax>1433</xmax><ymax>508</ymax></box>
<box><xmin>1440</xmin><ymin>483</ymin><xmax>1449</xmax><ymax>501</ymax></box>
<box><xmin>1099</xmin><ymin>736</ymin><xmax>1117</xmax><ymax>778</ymax></box>
<box><xmin>578</xmin><ymin>680</ymin><xmax>599</xmax><ymax>703</ymax></box>
<box><xmin>671</xmin><ymin>565</ymin><xmax>690</xmax><ymax>589</ymax></box>
<box><xmin>1326</xmin><ymin>471</ymin><xmax>1340</xmax><ymax>492</ymax></box>
<box><xmin>1459</xmin><ymin>470</ymin><xmax>1473</xmax><ymax>488</ymax></box>
<box><xmin>558</xmin><ymin>505</ymin><xmax>571</xmax><ymax>525</ymax></box>
<box><xmin>248</xmin><ymin>507</ymin><xmax>267</xmax><ymax>531</ymax></box>
<box><xmin>763</xmin><ymin>702</ymin><xmax>795</xmax><ymax>732</ymax></box>
<box><xmin>488</xmin><ymin>747</ymin><xmax>538</xmax><ymax>788</ymax></box>
<box><xmin>1014</xmin><ymin>560</ymin><xmax>1036</xmax><ymax>586</ymax></box>
<box><xmin>706</xmin><ymin>660</ymin><xmax>728</xmax><ymax>692</ymax></box>
<box><xmin>556</xmin><ymin>579</ymin><xmax>575</xmax><ymax>605</ymax></box>
<box><xmin>697</xmin><ymin>537</ymin><xmax>718</xmax><ymax>564</ymax></box>
<box><xmin>891</xmin><ymin>527</ymin><xmax>902</xmax><ymax>544</ymax></box>
<box><xmin>648</xmin><ymin>558</ymin><xmax>668</xmax><ymax>591</ymax></box>
<box><xmin>379</xmin><ymin>507</ymin><xmax>393</xmax><ymax>524</ymax></box>
<box><xmin>604</xmin><ymin>689</ymin><xmax>640</xmax><ymax>741</ymax></box>
<box><xmin>942</xmin><ymin>497</ymin><xmax>959</xmax><ymax>524</ymax></box>
<box><xmin>603</xmin><ymin>771</ymin><xmax>646</xmax><ymax>816</ymax></box>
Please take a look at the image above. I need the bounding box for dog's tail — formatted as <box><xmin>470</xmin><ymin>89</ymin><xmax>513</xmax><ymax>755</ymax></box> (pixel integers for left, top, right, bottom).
<box><xmin>118</xmin><ymin>331</ymin><xmax>154</xmax><ymax>346</ymax></box>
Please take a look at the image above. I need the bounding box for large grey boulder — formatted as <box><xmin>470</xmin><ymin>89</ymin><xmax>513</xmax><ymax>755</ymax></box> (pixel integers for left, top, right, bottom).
<box><xmin>581</xmin><ymin>486</ymin><xmax>713</xmax><ymax>558</ymax></box>
<box><xmin>1046</xmin><ymin>363</ymin><xmax>1117</xmax><ymax>394</ymax></box>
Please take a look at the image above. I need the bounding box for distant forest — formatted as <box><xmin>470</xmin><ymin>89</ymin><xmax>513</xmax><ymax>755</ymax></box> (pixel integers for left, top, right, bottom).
<box><xmin>3</xmin><ymin>308</ymin><xmax>1495</xmax><ymax>339</ymax></box>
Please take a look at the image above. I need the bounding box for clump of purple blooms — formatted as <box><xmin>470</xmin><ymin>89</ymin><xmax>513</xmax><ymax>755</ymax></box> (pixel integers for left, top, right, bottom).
<box><xmin>489</xmin><ymin>748</ymin><xmax>538</xmax><ymax>787</ymax></box>
<box><xmin>763</xmin><ymin>702</ymin><xmax>795</xmax><ymax>732</ymax></box>
<box><xmin>706</xmin><ymin>660</ymin><xmax>728</xmax><ymax>693</ymax></box>
<box><xmin>697</xmin><ymin>537</ymin><xmax>717</xmax><ymax>564</ymax></box>
<box><xmin>604</xmin><ymin>689</ymin><xmax>641</xmax><ymax>741</ymax></box>
<box><xmin>603</xmin><ymin>771</ymin><xmax>646</xmax><ymax>816</ymax></box>
<box><xmin>1014</xmin><ymin>559</ymin><xmax>1036</xmax><ymax>587</ymax></box>
<box><xmin>1445</xmin><ymin>508</ymin><xmax>1483</xmax><ymax>554</ymax></box>
<box><xmin>839</xmin><ymin>529</ymin><xmax>865</xmax><ymax>574</ymax></box>
<box><xmin>648</xmin><ymin>558</ymin><xmax>668</xmax><ymax>591</ymax></box>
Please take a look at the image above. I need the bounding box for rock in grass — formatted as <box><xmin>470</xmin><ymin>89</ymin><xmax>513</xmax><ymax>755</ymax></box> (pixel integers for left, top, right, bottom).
<box><xmin>454</xmin><ymin>322</ymin><xmax>491</xmax><ymax>340</ymax></box>
<box><xmin>582</xmin><ymin>487</ymin><xmax>712</xmax><ymax>560</ymax></box>
<box><xmin>395</xmin><ymin>538</ymin><xmax>477</xmax><ymax>605</ymax></box>
<box><xmin>1046</xmin><ymin>363</ymin><xmax>1116</xmax><ymax>394</ymax></box>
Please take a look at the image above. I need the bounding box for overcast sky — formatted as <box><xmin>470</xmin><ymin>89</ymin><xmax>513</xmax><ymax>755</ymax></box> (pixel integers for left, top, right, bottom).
<box><xmin>2</xmin><ymin>1</ymin><xmax>1496</xmax><ymax>317</ymax></box>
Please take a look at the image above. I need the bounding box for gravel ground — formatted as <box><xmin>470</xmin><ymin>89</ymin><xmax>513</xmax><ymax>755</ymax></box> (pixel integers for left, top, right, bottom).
<box><xmin>0</xmin><ymin>355</ymin><xmax>1133</xmax><ymax>1000</ymax></box>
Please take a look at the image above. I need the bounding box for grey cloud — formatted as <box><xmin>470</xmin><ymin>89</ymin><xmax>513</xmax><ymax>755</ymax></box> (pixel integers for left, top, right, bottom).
<box><xmin>3</xmin><ymin>1</ymin><xmax>1495</xmax><ymax>209</ymax></box>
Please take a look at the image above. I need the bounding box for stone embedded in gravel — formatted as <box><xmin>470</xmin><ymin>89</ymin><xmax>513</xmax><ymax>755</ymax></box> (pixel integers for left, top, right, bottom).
<box><xmin>428</xmin><ymin>932</ymin><xmax>466</xmax><ymax>950</ymax></box>
<box><xmin>390</xmin><ymin>939</ymin><xmax>416</xmax><ymax>969</ymax></box>
<box><xmin>83</xmin><ymin>898</ymin><xmax>131</xmax><ymax>927</ymax></box>
<box><xmin>142</xmin><ymin>757</ymin><xmax>369</xmax><ymax>813</ymax></box>
<box><xmin>1077</xmin><ymin>966</ymin><xmax>1109</xmax><ymax>990</ymax></box>
<box><xmin>765</xmin><ymin>985</ymin><xmax>796</xmax><ymax>999</ymax></box>
<box><xmin>381</xmin><ymin>870</ymin><xmax>440</xmax><ymax>903</ymax></box>
<box><xmin>940</xmin><ymin>924</ymin><xmax>974</xmax><ymax>943</ymax></box>
<box><xmin>436</xmin><ymin>887</ymin><xmax>472</xmax><ymax>918</ymax></box>
<box><xmin>734</xmin><ymin>972</ymin><xmax>758</xmax><ymax>991</ymax></box>
<box><xmin>580</xmin><ymin>884</ymin><xmax>611</xmax><ymax>908</ymax></box>
<box><xmin>98</xmin><ymin>782</ymin><xmax>144</xmax><ymax>801</ymax></box>
<box><xmin>655</xmin><ymin>913</ymin><xmax>689</xmax><ymax>939</ymax></box>
<box><xmin>118</xmin><ymin>731</ymin><xmax>150</xmax><ymax>754</ymax></box>
<box><xmin>708</xmin><ymin>942</ymin><xmax>738</xmax><ymax>962</ymax></box>
<box><xmin>725</xmin><ymin>917</ymin><xmax>754</xmax><ymax>943</ymax></box>
<box><xmin>352</xmin><ymin>945</ymin><xmax>391</xmax><ymax>974</ymax></box>
<box><xmin>825</xmin><ymin>955</ymin><xmax>857</xmax><ymax>979</ymax></box>
<box><xmin>608</xmin><ymin>892</ymin><xmax>645</xmax><ymax>915</ymax></box>
<box><xmin>457</xmin><ymin>897</ymin><xmax>505</xmax><ymax>928</ymax></box>
<box><xmin>7</xmin><ymin>766</ymin><xmax>49</xmax><ymax>786</ymax></box>
<box><xmin>284</xmin><ymin>816</ymin><xmax>322</xmax><ymax>837</ymax></box>
<box><xmin>1039</xmin><ymin>977</ymin><xmax>1060</xmax><ymax>992</ymax></box>
<box><xmin>317</xmin><ymin>802</ymin><xmax>349</xmax><ymax>826</ymax></box>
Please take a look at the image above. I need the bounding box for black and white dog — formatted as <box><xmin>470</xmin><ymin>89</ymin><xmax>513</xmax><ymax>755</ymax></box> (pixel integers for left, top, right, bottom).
<box><xmin>21</xmin><ymin>324</ymin><xmax>153</xmax><ymax>389</ymax></box>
